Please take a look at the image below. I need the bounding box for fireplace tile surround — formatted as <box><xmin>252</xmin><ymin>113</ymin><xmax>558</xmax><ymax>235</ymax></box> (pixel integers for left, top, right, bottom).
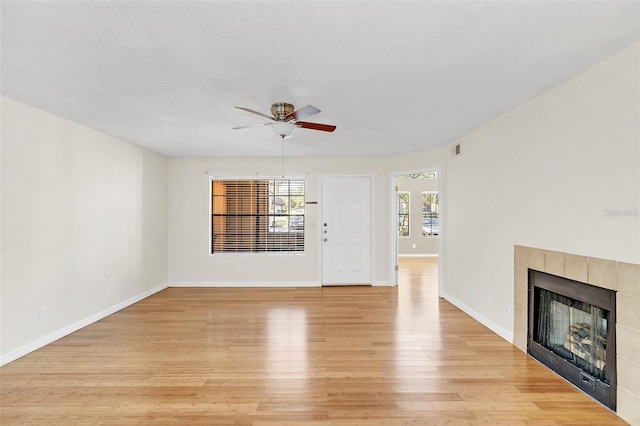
<box><xmin>514</xmin><ymin>246</ymin><xmax>640</xmax><ymax>425</ymax></box>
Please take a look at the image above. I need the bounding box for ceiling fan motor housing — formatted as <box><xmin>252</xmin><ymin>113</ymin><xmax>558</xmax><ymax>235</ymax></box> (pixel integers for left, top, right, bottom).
<box><xmin>271</xmin><ymin>102</ymin><xmax>295</xmax><ymax>121</ymax></box>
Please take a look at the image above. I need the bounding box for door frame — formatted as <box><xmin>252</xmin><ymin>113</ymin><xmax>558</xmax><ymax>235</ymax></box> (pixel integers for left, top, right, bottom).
<box><xmin>389</xmin><ymin>167</ymin><xmax>443</xmax><ymax>295</ymax></box>
<box><xmin>319</xmin><ymin>174</ymin><xmax>374</xmax><ymax>286</ymax></box>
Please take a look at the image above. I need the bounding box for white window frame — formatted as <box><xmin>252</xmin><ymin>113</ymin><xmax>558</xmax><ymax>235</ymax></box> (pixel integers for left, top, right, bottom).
<box><xmin>422</xmin><ymin>191</ymin><xmax>439</xmax><ymax>238</ymax></box>
<box><xmin>210</xmin><ymin>177</ymin><xmax>305</xmax><ymax>254</ymax></box>
<box><xmin>398</xmin><ymin>191</ymin><xmax>410</xmax><ymax>238</ymax></box>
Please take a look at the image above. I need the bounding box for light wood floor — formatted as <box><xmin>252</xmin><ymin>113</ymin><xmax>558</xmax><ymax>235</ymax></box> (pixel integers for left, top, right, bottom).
<box><xmin>1</xmin><ymin>258</ymin><xmax>626</xmax><ymax>425</ymax></box>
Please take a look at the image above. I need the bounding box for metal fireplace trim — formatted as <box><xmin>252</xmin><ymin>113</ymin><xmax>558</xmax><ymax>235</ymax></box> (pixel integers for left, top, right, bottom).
<box><xmin>527</xmin><ymin>269</ymin><xmax>617</xmax><ymax>411</ymax></box>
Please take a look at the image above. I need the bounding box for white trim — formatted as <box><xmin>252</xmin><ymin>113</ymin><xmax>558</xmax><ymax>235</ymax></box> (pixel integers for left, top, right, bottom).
<box><xmin>436</xmin><ymin>167</ymin><xmax>445</xmax><ymax>298</ymax></box>
<box><xmin>390</xmin><ymin>174</ymin><xmax>399</xmax><ymax>286</ymax></box>
<box><xmin>169</xmin><ymin>281</ymin><xmax>319</xmax><ymax>288</ymax></box>
<box><xmin>442</xmin><ymin>291</ymin><xmax>514</xmax><ymax>344</ymax></box>
<box><xmin>0</xmin><ymin>283</ymin><xmax>168</xmax><ymax>367</ymax></box>
<box><xmin>399</xmin><ymin>254</ymin><xmax>439</xmax><ymax>258</ymax></box>
<box><xmin>372</xmin><ymin>280</ymin><xmax>393</xmax><ymax>287</ymax></box>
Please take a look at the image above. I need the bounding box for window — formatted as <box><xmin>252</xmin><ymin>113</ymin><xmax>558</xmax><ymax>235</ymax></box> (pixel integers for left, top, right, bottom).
<box><xmin>404</xmin><ymin>172</ymin><xmax>437</xmax><ymax>179</ymax></box>
<box><xmin>398</xmin><ymin>191</ymin><xmax>410</xmax><ymax>237</ymax></box>
<box><xmin>211</xmin><ymin>179</ymin><xmax>304</xmax><ymax>253</ymax></box>
<box><xmin>422</xmin><ymin>191</ymin><xmax>439</xmax><ymax>237</ymax></box>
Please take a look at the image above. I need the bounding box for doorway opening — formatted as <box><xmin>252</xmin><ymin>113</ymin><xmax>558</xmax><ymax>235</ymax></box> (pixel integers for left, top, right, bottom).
<box><xmin>392</xmin><ymin>170</ymin><xmax>441</xmax><ymax>297</ymax></box>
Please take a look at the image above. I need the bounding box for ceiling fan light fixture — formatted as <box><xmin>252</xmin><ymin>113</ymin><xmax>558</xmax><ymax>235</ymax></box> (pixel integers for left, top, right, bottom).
<box><xmin>271</xmin><ymin>121</ymin><xmax>296</xmax><ymax>140</ymax></box>
<box><xmin>234</xmin><ymin>102</ymin><xmax>335</xmax><ymax>139</ymax></box>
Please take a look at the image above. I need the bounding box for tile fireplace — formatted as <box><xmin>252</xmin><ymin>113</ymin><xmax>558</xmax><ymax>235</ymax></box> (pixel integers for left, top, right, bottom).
<box><xmin>513</xmin><ymin>246</ymin><xmax>640</xmax><ymax>425</ymax></box>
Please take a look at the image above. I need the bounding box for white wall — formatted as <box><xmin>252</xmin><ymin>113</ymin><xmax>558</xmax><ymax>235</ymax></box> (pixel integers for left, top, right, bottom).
<box><xmin>169</xmin><ymin>157</ymin><xmax>395</xmax><ymax>286</ymax></box>
<box><xmin>442</xmin><ymin>42</ymin><xmax>639</xmax><ymax>340</ymax></box>
<box><xmin>0</xmin><ymin>97</ymin><xmax>169</xmax><ymax>363</ymax></box>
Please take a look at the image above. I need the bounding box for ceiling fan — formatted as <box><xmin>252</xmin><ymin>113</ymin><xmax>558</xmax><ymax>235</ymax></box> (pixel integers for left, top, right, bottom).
<box><xmin>233</xmin><ymin>102</ymin><xmax>336</xmax><ymax>139</ymax></box>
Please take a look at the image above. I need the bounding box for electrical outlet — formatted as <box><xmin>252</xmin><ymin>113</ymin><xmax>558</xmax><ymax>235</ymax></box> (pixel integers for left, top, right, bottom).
<box><xmin>69</xmin><ymin>297</ymin><xmax>77</xmax><ymax>308</ymax></box>
<box><xmin>39</xmin><ymin>307</ymin><xmax>47</xmax><ymax>320</ymax></box>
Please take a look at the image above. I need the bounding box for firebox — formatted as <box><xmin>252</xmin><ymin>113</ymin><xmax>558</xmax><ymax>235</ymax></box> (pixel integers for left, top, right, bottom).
<box><xmin>528</xmin><ymin>270</ymin><xmax>616</xmax><ymax>411</ymax></box>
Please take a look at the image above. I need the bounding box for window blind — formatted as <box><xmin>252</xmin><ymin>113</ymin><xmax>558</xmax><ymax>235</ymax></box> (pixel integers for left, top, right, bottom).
<box><xmin>211</xmin><ymin>179</ymin><xmax>304</xmax><ymax>253</ymax></box>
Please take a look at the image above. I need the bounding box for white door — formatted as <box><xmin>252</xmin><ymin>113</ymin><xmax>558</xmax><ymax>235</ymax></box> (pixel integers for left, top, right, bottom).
<box><xmin>321</xmin><ymin>176</ymin><xmax>372</xmax><ymax>285</ymax></box>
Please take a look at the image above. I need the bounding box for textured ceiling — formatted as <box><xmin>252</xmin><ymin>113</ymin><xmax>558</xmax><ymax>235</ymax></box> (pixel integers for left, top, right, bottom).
<box><xmin>1</xmin><ymin>1</ymin><xmax>638</xmax><ymax>158</ymax></box>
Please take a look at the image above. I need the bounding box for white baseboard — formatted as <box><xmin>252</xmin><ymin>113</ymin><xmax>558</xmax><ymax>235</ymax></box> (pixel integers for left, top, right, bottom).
<box><xmin>442</xmin><ymin>292</ymin><xmax>514</xmax><ymax>344</ymax></box>
<box><xmin>168</xmin><ymin>281</ymin><xmax>319</xmax><ymax>288</ymax></box>
<box><xmin>398</xmin><ymin>254</ymin><xmax>439</xmax><ymax>258</ymax></box>
<box><xmin>169</xmin><ymin>281</ymin><xmax>393</xmax><ymax>288</ymax></box>
<box><xmin>0</xmin><ymin>283</ymin><xmax>168</xmax><ymax>366</ymax></box>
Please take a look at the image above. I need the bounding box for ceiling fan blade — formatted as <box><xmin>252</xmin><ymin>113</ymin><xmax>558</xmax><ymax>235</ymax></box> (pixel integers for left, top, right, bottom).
<box><xmin>286</xmin><ymin>104</ymin><xmax>321</xmax><ymax>121</ymax></box>
<box><xmin>235</xmin><ymin>106</ymin><xmax>275</xmax><ymax>121</ymax></box>
<box><xmin>296</xmin><ymin>121</ymin><xmax>336</xmax><ymax>132</ymax></box>
<box><xmin>232</xmin><ymin>122</ymin><xmax>271</xmax><ymax>130</ymax></box>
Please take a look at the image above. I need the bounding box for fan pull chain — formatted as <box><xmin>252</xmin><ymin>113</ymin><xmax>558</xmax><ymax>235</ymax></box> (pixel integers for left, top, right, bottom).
<box><xmin>281</xmin><ymin>139</ymin><xmax>285</xmax><ymax>178</ymax></box>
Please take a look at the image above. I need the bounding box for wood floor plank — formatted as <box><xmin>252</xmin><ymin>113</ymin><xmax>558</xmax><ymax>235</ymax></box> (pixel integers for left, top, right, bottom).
<box><xmin>0</xmin><ymin>259</ymin><xmax>627</xmax><ymax>424</ymax></box>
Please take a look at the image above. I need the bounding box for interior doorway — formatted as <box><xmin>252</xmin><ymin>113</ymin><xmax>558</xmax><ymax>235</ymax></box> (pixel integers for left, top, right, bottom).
<box><xmin>392</xmin><ymin>170</ymin><xmax>441</xmax><ymax>296</ymax></box>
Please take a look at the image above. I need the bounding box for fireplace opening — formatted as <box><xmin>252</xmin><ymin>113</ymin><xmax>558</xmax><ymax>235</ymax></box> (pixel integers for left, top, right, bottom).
<box><xmin>528</xmin><ymin>270</ymin><xmax>616</xmax><ymax>411</ymax></box>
